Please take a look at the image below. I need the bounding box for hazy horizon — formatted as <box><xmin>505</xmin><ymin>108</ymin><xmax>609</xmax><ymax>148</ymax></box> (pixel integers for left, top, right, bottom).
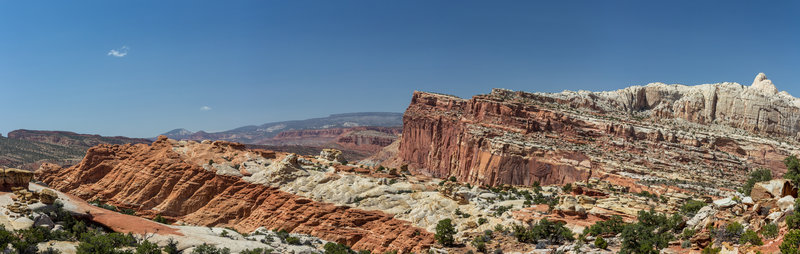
<box><xmin>2</xmin><ymin>1</ymin><xmax>798</xmax><ymax>137</ymax></box>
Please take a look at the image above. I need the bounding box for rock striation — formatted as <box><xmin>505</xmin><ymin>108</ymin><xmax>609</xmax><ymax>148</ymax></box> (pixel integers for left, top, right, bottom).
<box><xmin>36</xmin><ymin>137</ymin><xmax>432</xmax><ymax>253</ymax></box>
<box><xmin>395</xmin><ymin>73</ymin><xmax>800</xmax><ymax>190</ymax></box>
<box><xmin>545</xmin><ymin>73</ymin><xmax>800</xmax><ymax>138</ymax></box>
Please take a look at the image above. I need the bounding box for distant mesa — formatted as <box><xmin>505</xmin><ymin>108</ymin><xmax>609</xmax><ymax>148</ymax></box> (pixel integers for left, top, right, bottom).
<box><xmin>159</xmin><ymin>112</ymin><xmax>403</xmax><ymax>143</ymax></box>
<box><xmin>0</xmin><ymin>130</ymin><xmax>151</xmax><ymax>170</ymax></box>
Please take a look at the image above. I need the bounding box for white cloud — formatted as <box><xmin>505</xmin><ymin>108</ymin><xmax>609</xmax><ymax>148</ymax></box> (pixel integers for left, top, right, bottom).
<box><xmin>107</xmin><ymin>46</ymin><xmax>129</xmax><ymax>57</ymax></box>
<box><xmin>200</xmin><ymin>106</ymin><xmax>212</xmax><ymax>111</ymax></box>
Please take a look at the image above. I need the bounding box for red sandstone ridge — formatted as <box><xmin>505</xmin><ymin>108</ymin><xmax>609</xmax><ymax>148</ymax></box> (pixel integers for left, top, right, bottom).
<box><xmin>36</xmin><ymin>136</ymin><xmax>433</xmax><ymax>253</ymax></box>
<box><xmin>394</xmin><ymin>88</ymin><xmax>796</xmax><ymax>192</ymax></box>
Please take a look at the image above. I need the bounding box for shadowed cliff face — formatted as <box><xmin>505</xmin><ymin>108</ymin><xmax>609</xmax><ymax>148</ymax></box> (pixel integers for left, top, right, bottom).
<box><xmin>36</xmin><ymin>137</ymin><xmax>433</xmax><ymax>253</ymax></box>
<box><xmin>396</xmin><ymin>75</ymin><xmax>800</xmax><ymax>191</ymax></box>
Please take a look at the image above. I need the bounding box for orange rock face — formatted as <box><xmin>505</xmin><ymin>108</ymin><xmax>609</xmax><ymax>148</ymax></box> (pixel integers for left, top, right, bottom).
<box><xmin>37</xmin><ymin>137</ymin><xmax>433</xmax><ymax>253</ymax></box>
<box><xmin>397</xmin><ymin>91</ymin><xmax>592</xmax><ymax>187</ymax></box>
<box><xmin>395</xmin><ymin>89</ymin><xmax>793</xmax><ymax>192</ymax></box>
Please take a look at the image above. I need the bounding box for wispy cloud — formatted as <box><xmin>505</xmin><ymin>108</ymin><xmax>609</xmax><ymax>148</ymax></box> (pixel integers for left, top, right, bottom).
<box><xmin>200</xmin><ymin>106</ymin><xmax>212</xmax><ymax>111</ymax></box>
<box><xmin>107</xmin><ymin>46</ymin><xmax>129</xmax><ymax>57</ymax></box>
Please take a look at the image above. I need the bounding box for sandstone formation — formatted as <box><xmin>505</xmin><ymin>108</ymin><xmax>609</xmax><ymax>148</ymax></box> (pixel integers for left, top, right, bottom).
<box><xmin>319</xmin><ymin>148</ymin><xmax>346</xmax><ymax>163</ymax></box>
<box><xmin>36</xmin><ymin>137</ymin><xmax>433</xmax><ymax>253</ymax></box>
<box><xmin>1</xmin><ymin>168</ymin><xmax>32</xmax><ymax>191</ymax></box>
<box><xmin>545</xmin><ymin>73</ymin><xmax>800</xmax><ymax>138</ymax></box>
<box><xmin>395</xmin><ymin>73</ymin><xmax>800</xmax><ymax>191</ymax></box>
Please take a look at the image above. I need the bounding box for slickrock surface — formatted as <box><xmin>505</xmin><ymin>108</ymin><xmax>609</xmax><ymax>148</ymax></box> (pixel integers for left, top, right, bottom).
<box><xmin>37</xmin><ymin>136</ymin><xmax>433</xmax><ymax>253</ymax></box>
<box><xmin>396</xmin><ymin>73</ymin><xmax>800</xmax><ymax>193</ymax></box>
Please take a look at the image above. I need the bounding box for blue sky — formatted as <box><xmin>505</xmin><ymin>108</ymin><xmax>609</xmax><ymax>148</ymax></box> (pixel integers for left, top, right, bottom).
<box><xmin>1</xmin><ymin>1</ymin><xmax>798</xmax><ymax>138</ymax></box>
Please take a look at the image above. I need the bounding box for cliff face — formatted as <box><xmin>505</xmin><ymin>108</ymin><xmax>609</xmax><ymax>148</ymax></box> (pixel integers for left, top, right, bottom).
<box><xmin>397</xmin><ymin>92</ymin><xmax>592</xmax><ymax>186</ymax></box>
<box><xmin>545</xmin><ymin>73</ymin><xmax>800</xmax><ymax>138</ymax></box>
<box><xmin>37</xmin><ymin>137</ymin><xmax>432</xmax><ymax>253</ymax></box>
<box><xmin>396</xmin><ymin>74</ymin><xmax>799</xmax><ymax>190</ymax></box>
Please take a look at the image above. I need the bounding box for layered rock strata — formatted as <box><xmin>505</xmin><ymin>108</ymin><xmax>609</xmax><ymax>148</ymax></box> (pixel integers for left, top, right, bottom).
<box><xmin>37</xmin><ymin>136</ymin><xmax>433</xmax><ymax>253</ymax></box>
<box><xmin>396</xmin><ymin>73</ymin><xmax>800</xmax><ymax>191</ymax></box>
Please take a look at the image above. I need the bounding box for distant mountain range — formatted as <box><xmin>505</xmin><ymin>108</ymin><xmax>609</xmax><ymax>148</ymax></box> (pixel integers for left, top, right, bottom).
<box><xmin>0</xmin><ymin>130</ymin><xmax>151</xmax><ymax>170</ymax></box>
<box><xmin>160</xmin><ymin>112</ymin><xmax>403</xmax><ymax>144</ymax></box>
<box><xmin>0</xmin><ymin>112</ymin><xmax>403</xmax><ymax>170</ymax></box>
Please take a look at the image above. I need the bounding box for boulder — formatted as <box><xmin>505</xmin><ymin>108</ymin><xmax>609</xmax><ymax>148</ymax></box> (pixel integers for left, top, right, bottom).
<box><xmin>751</xmin><ymin>179</ymin><xmax>797</xmax><ymax>202</ymax></box>
<box><xmin>767</xmin><ymin>211</ymin><xmax>784</xmax><ymax>223</ymax></box>
<box><xmin>778</xmin><ymin>195</ymin><xmax>796</xmax><ymax>211</ymax></box>
<box><xmin>555</xmin><ymin>196</ymin><xmax>587</xmax><ymax>216</ymax></box>
<box><xmin>690</xmin><ymin>231</ymin><xmax>712</xmax><ymax>249</ymax></box>
<box><xmin>39</xmin><ymin>189</ymin><xmax>57</xmax><ymax>205</ymax></box>
<box><xmin>713</xmin><ymin>197</ymin><xmax>737</xmax><ymax>208</ymax></box>
<box><xmin>319</xmin><ymin>149</ymin><xmax>346</xmax><ymax>163</ymax></box>
<box><xmin>11</xmin><ymin>217</ymin><xmax>34</xmax><ymax>230</ymax></box>
<box><xmin>741</xmin><ymin>196</ymin><xmax>754</xmax><ymax>205</ymax></box>
<box><xmin>687</xmin><ymin>206</ymin><xmax>716</xmax><ymax>229</ymax></box>
<box><xmin>33</xmin><ymin>214</ymin><xmax>55</xmax><ymax>229</ymax></box>
<box><xmin>0</xmin><ymin>168</ymin><xmax>33</xmax><ymax>191</ymax></box>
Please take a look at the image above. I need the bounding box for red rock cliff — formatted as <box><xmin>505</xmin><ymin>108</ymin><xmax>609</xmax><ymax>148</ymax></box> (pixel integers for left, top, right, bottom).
<box><xmin>396</xmin><ymin>88</ymin><xmax>795</xmax><ymax>191</ymax></box>
<box><xmin>397</xmin><ymin>91</ymin><xmax>593</xmax><ymax>187</ymax></box>
<box><xmin>37</xmin><ymin>138</ymin><xmax>432</xmax><ymax>253</ymax></box>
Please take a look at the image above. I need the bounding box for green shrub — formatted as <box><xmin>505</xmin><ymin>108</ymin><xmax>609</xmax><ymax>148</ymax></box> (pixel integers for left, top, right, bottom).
<box><xmin>435</xmin><ymin>219</ymin><xmax>457</xmax><ymax>246</ymax></box>
<box><xmin>781</xmin><ymin>229</ymin><xmax>800</xmax><ymax>254</ymax></box>
<box><xmin>135</xmin><ymin>240</ymin><xmax>161</xmax><ymax>254</ymax></box>
<box><xmin>76</xmin><ymin>231</ymin><xmax>136</xmax><ymax>254</ymax></box>
<box><xmin>512</xmin><ymin>218</ymin><xmax>574</xmax><ymax>244</ymax></box>
<box><xmin>636</xmin><ymin>191</ymin><xmax>659</xmax><ymax>201</ymax></box>
<box><xmin>741</xmin><ymin>169</ymin><xmax>772</xmax><ymax>195</ymax></box>
<box><xmin>680</xmin><ymin>200</ymin><xmax>706</xmax><ymax>216</ymax></box>
<box><xmin>494</xmin><ymin>205</ymin><xmax>512</xmax><ymax>217</ymax></box>
<box><xmin>618</xmin><ymin>209</ymin><xmax>676</xmax><ymax>254</ymax></box>
<box><xmin>562</xmin><ymin>183</ymin><xmax>572</xmax><ymax>193</ymax></box>
<box><xmin>594</xmin><ymin>236</ymin><xmax>608</xmax><ymax>249</ymax></box>
<box><xmin>323</xmin><ymin>242</ymin><xmax>353</xmax><ymax>254</ymax></box>
<box><xmin>471</xmin><ymin>235</ymin><xmax>489</xmax><ymax>253</ymax></box>
<box><xmin>716</xmin><ymin>222</ymin><xmax>744</xmax><ymax>243</ymax></box>
<box><xmin>285</xmin><ymin>236</ymin><xmax>301</xmax><ymax>245</ymax></box>
<box><xmin>788</xmin><ymin>199</ymin><xmax>800</xmax><ymax>229</ymax></box>
<box><xmin>681</xmin><ymin>228</ymin><xmax>696</xmax><ymax>240</ymax></box>
<box><xmin>761</xmin><ymin>223</ymin><xmax>779</xmax><ymax>239</ymax></box>
<box><xmin>163</xmin><ymin>238</ymin><xmax>180</xmax><ymax>254</ymax></box>
<box><xmin>239</xmin><ymin>248</ymin><xmax>273</xmax><ymax>254</ymax></box>
<box><xmin>478</xmin><ymin>217</ymin><xmax>488</xmax><ymax>225</ymax></box>
<box><xmin>275</xmin><ymin>229</ymin><xmax>290</xmax><ymax>240</ymax></box>
<box><xmin>585</xmin><ymin>215</ymin><xmax>626</xmax><ymax>237</ymax></box>
<box><xmin>449</xmin><ymin>176</ymin><xmax>457</xmax><ymax>182</ymax></box>
<box><xmin>153</xmin><ymin>215</ymin><xmax>168</xmax><ymax>224</ymax></box>
<box><xmin>191</xmin><ymin>243</ymin><xmax>231</xmax><ymax>254</ymax></box>
<box><xmin>739</xmin><ymin>229</ymin><xmax>763</xmax><ymax>246</ymax></box>
<box><xmin>785</xmin><ymin>155</ymin><xmax>800</xmax><ymax>187</ymax></box>
<box><xmin>701</xmin><ymin>245</ymin><xmax>721</xmax><ymax>254</ymax></box>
